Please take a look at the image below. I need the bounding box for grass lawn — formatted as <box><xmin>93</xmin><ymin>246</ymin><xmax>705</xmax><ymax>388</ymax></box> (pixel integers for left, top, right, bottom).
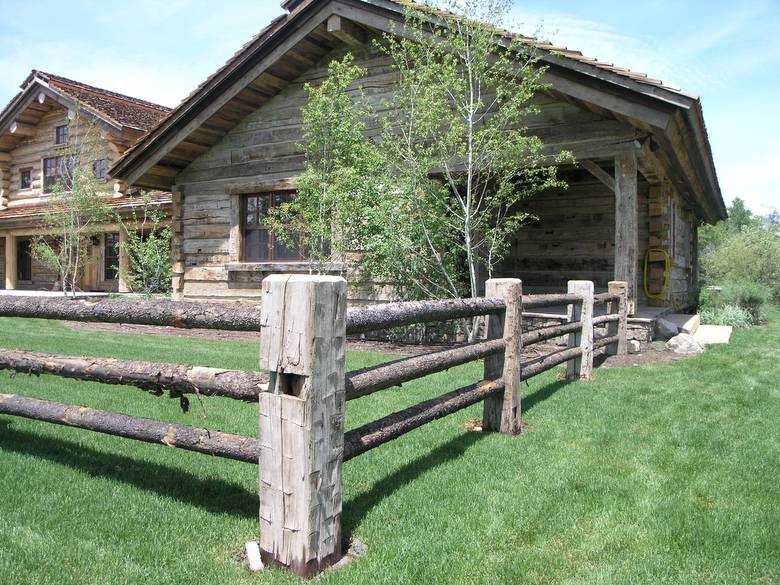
<box><xmin>0</xmin><ymin>311</ymin><xmax>778</xmax><ymax>585</ymax></box>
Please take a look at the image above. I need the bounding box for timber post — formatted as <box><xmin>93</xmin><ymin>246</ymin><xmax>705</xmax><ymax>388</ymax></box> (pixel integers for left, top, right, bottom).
<box><xmin>606</xmin><ymin>281</ymin><xmax>628</xmax><ymax>356</ymax></box>
<box><xmin>5</xmin><ymin>235</ymin><xmax>17</xmax><ymax>290</ymax></box>
<box><xmin>614</xmin><ymin>149</ymin><xmax>638</xmax><ymax>315</ymax></box>
<box><xmin>258</xmin><ymin>274</ymin><xmax>347</xmax><ymax>577</ymax></box>
<box><xmin>566</xmin><ymin>280</ymin><xmax>594</xmax><ymax>380</ymax></box>
<box><xmin>118</xmin><ymin>227</ymin><xmax>130</xmax><ymax>293</ymax></box>
<box><xmin>482</xmin><ymin>278</ymin><xmax>523</xmax><ymax>435</ymax></box>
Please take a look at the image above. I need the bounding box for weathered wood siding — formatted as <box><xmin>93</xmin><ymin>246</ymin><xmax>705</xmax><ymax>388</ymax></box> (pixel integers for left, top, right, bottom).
<box><xmin>493</xmin><ymin>173</ymin><xmax>649</xmax><ymax>300</ymax></box>
<box><xmin>175</xmin><ymin>44</ymin><xmax>638</xmax><ymax>303</ymax></box>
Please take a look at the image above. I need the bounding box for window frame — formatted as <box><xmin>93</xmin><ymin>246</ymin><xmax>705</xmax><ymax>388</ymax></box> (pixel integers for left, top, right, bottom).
<box><xmin>20</xmin><ymin>168</ymin><xmax>32</xmax><ymax>190</ymax></box>
<box><xmin>42</xmin><ymin>155</ymin><xmax>75</xmax><ymax>193</ymax></box>
<box><xmin>104</xmin><ymin>233</ymin><xmax>120</xmax><ymax>281</ymax></box>
<box><xmin>240</xmin><ymin>191</ymin><xmax>305</xmax><ymax>263</ymax></box>
<box><xmin>93</xmin><ymin>158</ymin><xmax>108</xmax><ymax>181</ymax></box>
<box><xmin>55</xmin><ymin>125</ymin><xmax>68</xmax><ymax>145</ymax></box>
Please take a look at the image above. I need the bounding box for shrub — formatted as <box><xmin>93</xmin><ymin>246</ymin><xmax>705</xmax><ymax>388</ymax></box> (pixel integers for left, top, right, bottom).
<box><xmin>721</xmin><ymin>280</ymin><xmax>771</xmax><ymax>323</ymax></box>
<box><xmin>699</xmin><ymin>304</ymin><xmax>753</xmax><ymax>328</ymax></box>
<box><xmin>700</xmin><ymin>225</ymin><xmax>780</xmax><ymax>302</ymax></box>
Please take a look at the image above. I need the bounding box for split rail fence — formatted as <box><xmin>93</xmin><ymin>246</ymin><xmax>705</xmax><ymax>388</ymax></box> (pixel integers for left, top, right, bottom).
<box><xmin>0</xmin><ymin>276</ymin><xmax>627</xmax><ymax>577</ymax></box>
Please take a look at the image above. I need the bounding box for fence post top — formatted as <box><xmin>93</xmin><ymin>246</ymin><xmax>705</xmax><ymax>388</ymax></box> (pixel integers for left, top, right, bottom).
<box><xmin>485</xmin><ymin>278</ymin><xmax>522</xmax><ymax>284</ymax></box>
<box><xmin>608</xmin><ymin>280</ymin><xmax>628</xmax><ymax>290</ymax></box>
<box><xmin>567</xmin><ymin>280</ymin><xmax>594</xmax><ymax>291</ymax></box>
<box><xmin>262</xmin><ymin>273</ymin><xmax>346</xmax><ymax>285</ymax></box>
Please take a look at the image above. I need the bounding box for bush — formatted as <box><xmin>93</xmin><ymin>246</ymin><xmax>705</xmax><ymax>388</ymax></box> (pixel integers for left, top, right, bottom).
<box><xmin>721</xmin><ymin>280</ymin><xmax>771</xmax><ymax>323</ymax></box>
<box><xmin>699</xmin><ymin>304</ymin><xmax>753</xmax><ymax>329</ymax></box>
<box><xmin>700</xmin><ymin>225</ymin><xmax>780</xmax><ymax>302</ymax></box>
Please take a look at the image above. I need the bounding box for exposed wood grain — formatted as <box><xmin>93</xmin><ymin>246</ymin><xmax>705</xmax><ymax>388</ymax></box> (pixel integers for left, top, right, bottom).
<box><xmin>566</xmin><ymin>280</ymin><xmax>594</xmax><ymax>380</ymax></box>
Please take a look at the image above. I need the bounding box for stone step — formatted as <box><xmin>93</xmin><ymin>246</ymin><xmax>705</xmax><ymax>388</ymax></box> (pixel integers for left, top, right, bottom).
<box><xmin>666</xmin><ymin>313</ymin><xmax>701</xmax><ymax>335</ymax></box>
<box><xmin>693</xmin><ymin>324</ymin><xmax>733</xmax><ymax>345</ymax></box>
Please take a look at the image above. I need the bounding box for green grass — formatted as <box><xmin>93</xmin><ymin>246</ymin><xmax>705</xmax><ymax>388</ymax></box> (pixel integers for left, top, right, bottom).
<box><xmin>1</xmin><ymin>312</ymin><xmax>779</xmax><ymax>585</ymax></box>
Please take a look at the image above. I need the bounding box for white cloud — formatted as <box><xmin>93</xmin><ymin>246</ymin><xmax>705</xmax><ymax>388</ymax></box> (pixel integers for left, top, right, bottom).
<box><xmin>718</xmin><ymin>154</ymin><xmax>780</xmax><ymax>216</ymax></box>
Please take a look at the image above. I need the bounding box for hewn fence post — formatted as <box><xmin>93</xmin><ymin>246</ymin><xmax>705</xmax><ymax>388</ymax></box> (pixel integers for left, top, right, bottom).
<box><xmin>566</xmin><ymin>280</ymin><xmax>594</xmax><ymax>380</ymax></box>
<box><xmin>606</xmin><ymin>280</ymin><xmax>628</xmax><ymax>356</ymax></box>
<box><xmin>258</xmin><ymin>274</ymin><xmax>347</xmax><ymax>577</ymax></box>
<box><xmin>482</xmin><ymin>278</ymin><xmax>523</xmax><ymax>435</ymax></box>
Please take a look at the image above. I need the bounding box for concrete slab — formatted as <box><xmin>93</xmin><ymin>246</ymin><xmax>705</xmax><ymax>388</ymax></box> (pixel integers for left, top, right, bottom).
<box><xmin>667</xmin><ymin>313</ymin><xmax>701</xmax><ymax>335</ymax></box>
<box><xmin>694</xmin><ymin>324</ymin><xmax>733</xmax><ymax>345</ymax></box>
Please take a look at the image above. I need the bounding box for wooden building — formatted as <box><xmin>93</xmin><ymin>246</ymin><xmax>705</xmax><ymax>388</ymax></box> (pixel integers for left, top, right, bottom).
<box><xmin>0</xmin><ymin>71</ymin><xmax>171</xmax><ymax>292</ymax></box>
<box><xmin>110</xmin><ymin>0</ymin><xmax>725</xmax><ymax>312</ymax></box>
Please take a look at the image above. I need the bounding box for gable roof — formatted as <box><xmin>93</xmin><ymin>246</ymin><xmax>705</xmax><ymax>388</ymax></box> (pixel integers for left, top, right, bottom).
<box><xmin>110</xmin><ymin>0</ymin><xmax>724</xmax><ymax>221</ymax></box>
<box><xmin>25</xmin><ymin>71</ymin><xmax>171</xmax><ymax>132</ymax></box>
<box><xmin>0</xmin><ymin>70</ymin><xmax>171</xmax><ymax>152</ymax></box>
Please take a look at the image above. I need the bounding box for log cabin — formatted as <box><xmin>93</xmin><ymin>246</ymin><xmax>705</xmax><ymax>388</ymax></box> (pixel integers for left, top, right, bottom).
<box><xmin>110</xmin><ymin>0</ymin><xmax>726</xmax><ymax>317</ymax></box>
<box><xmin>0</xmin><ymin>71</ymin><xmax>172</xmax><ymax>293</ymax></box>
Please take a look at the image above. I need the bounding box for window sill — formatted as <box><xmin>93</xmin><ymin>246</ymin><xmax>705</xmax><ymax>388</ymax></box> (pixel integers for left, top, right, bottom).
<box><xmin>225</xmin><ymin>262</ymin><xmax>345</xmax><ymax>273</ymax></box>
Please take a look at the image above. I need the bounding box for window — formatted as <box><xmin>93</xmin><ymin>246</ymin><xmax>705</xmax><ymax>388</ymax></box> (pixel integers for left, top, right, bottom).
<box><xmin>104</xmin><ymin>233</ymin><xmax>119</xmax><ymax>280</ymax></box>
<box><xmin>55</xmin><ymin>125</ymin><xmax>68</xmax><ymax>145</ymax></box>
<box><xmin>17</xmin><ymin>239</ymin><xmax>32</xmax><ymax>282</ymax></box>
<box><xmin>242</xmin><ymin>192</ymin><xmax>303</xmax><ymax>262</ymax></box>
<box><xmin>20</xmin><ymin>169</ymin><xmax>31</xmax><ymax>190</ymax></box>
<box><xmin>93</xmin><ymin>159</ymin><xmax>108</xmax><ymax>180</ymax></box>
<box><xmin>43</xmin><ymin>156</ymin><xmax>75</xmax><ymax>193</ymax></box>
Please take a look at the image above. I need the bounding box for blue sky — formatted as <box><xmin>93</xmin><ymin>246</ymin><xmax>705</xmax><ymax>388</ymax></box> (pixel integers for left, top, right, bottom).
<box><xmin>1</xmin><ymin>0</ymin><xmax>777</xmax><ymax>215</ymax></box>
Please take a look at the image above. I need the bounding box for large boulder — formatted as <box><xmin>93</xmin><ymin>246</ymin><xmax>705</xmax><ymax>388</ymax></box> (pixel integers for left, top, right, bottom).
<box><xmin>654</xmin><ymin>318</ymin><xmax>680</xmax><ymax>341</ymax></box>
<box><xmin>666</xmin><ymin>333</ymin><xmax>704</xmax><ymax>355</ymax></box>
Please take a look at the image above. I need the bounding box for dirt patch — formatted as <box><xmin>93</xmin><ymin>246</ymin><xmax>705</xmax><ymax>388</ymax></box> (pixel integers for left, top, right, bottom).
<box><xmin>594</xmin><ymin>343</ymin><xmax>690</xmax><ymax>368</ymax></box>
<box><xmin>62</xmin><ymin>320</ymin><xmax>563</xmax><ymax>359</ymax></box>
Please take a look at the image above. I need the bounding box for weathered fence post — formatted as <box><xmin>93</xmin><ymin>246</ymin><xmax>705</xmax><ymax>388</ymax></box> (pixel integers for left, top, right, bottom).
<box><xmin>606</xmin><ymin>280</ymin><xmax>628</xmax><ymax>356</ymax></box>
<box><xmin>482</xmin><ymin>278</ymin><xmax>523</xmax><ymax>435</ymax></box>
<box><xmin>566</xmin><ymin>280</ymin><xmax>594</xmax><ymax>380</ymax></box>
<box><xmin>258</xmin><ymin>274</ymin><xmax>347</xmax><ymax>577</ymax></box>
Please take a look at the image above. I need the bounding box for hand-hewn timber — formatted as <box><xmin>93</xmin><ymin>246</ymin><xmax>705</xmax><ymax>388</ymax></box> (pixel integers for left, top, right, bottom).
<box><xmin>0</xmin><ymin>296</ymin><xmax>264</xmax><ymax>332</ymax></box>
<box><xmin>0</xmin><ymin>350</ymin><xmax>266</xmax><ymax>401</ymax></box>
<box><xmin>566</xmin><ymin>281</ymin><xmax>594</xmax><ymax>381</ymax></box>
<box><xmin>614</xmin><ymin>150</ymin><xmax>639</xmax><ymax>313</ymax></box>
<box><xmin>606</xmin><ymin>281</ymin><xmax>628</xmax><ymax>356</ymax></box>
<box><xmin>343</xmin><ymin>379</ymin><xmax>505</xmax><ymax>460</ymax></box>
<box><xmin>345</xmin><ymin>298</ymin><xmax>506</xmax><ymax>335</ymax></box>
<box><xmin>0</xmin><ymin>393</ymin><xmax>260</xmax><ymax>463</ymax></box>
<box><xmin>345</xmin><ymin>339</ymin><xmax>505</xmax><ymax>400</ymax></box>
<box><xmin>482</xmin><ymin>279</ymin><xmax>523</xmax><ymax>435</ymax></box>
<box><xmin>258</xmin><ymin>275</ymin><xmax>346</xmax><ymax>577</ymax></box>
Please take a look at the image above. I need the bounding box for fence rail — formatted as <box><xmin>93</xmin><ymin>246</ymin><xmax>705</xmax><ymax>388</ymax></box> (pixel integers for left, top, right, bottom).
<box><xmin>0</xmin><ymin>274</ymin><xmax>628</xmax><ymax>578</ymax></box>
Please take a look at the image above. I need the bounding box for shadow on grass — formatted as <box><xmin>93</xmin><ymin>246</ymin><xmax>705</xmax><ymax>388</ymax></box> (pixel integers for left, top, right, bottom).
<box><xmin>342</xmin><ymin>429</ymin><xmax>484</xmax><ymax>536</ymax></box>
<box><xmin>522</xmin><ymin>379</ymin><xmax>573</xmax><ymax>413</ymax></box>
<box><xmin>0</xmin><ymin>420</ymin><xmax>256</xmax><ymax>519</ymax></box>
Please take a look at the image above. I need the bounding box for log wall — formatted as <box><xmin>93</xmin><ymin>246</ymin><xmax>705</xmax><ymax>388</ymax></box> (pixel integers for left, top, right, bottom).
<box><xmin>174</xmin><ymin>43</ymin><xmax>642</xmax><ymax>303</ymax></box>
<box><xmin>493</xmin><ymin>172</ymin><xmax>650</xmax><ymax>302</ymax></box>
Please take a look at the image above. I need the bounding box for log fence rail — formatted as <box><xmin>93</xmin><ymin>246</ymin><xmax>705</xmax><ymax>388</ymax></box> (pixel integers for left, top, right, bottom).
<box><xmin>0</xmin><ymin>275</ymin><xmax>627</xmax><ymax>577</ymax></box>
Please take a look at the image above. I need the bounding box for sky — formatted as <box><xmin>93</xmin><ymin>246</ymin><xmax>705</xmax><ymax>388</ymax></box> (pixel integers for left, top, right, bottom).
<box><xmin>0</xmin><ymin>0</ymin><xmax>777</xmax><ymax>215</ymax></box>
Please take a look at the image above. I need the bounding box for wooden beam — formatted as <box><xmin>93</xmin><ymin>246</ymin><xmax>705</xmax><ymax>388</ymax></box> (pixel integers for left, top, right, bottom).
<box><xmin>9</xmin><ymin>121</ymin><xmax>35</xmax><ymax>137</ymax></box>
<box><xmin>614</xmin><ymin>150</ymin><xmax>639</xmax><ymax>314</ymax></box>
<box><xmin>5</xmin><ymin>235</ymin><xmax>17</xmax><ymax>290</ymax></box>
<box><xmin>258</xmin><ymin>275</ymin><xmax>347</xmax><ymax>577</ymax></box>
<box><xmin>326</xmin><ymin>14</ymin><xmax>366</xmax><ymax>46</ymax></box>
<box><xmin>580</xmin><ymin>159</ymin><xmax>615</xmax><ymax>192</ymax></box>
<box><xmin>566</xmin><ymin>280</ymin><xmax>594</xmax><ymax>380</ymax></box>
